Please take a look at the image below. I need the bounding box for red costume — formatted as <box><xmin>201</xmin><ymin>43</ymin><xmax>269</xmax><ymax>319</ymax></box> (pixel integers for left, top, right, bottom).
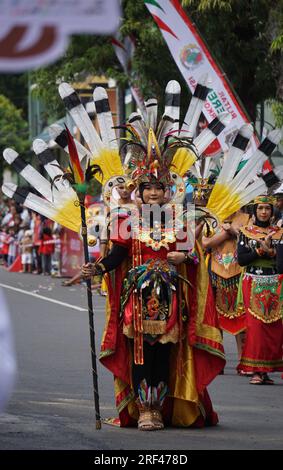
<box><xmin>237</xmin><ymin>220</ymin><xmax>283</xmax><ymax>378</ymax></box>
<box><xmin>99</xmin><ymin>213</ymin><xmax>225</xmax><ymax>427</ymax></box>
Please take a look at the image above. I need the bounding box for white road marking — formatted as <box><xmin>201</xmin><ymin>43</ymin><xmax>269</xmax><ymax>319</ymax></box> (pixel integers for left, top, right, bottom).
<box><xmin>0</xmin><ymin>282</ymin><xmax>88</xmax><ymax>312</ymax></box>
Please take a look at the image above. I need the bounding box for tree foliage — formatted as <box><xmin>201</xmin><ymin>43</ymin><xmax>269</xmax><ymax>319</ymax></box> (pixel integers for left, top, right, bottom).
<box><xmin>0</xmin><ymin>95</ymin><xmax>29</xmax><ymax>153</ymax></box>
<box><xmin>0</xmin><ymin>74</ymin><xmax>28</xmax><ymax>118</ymax></box>
<box><xmin>0</xmin><ymin>94</ymin><xmax>30</xmax><ymax>182</ymax></box>
<box><xmin>31</xmin><ymin>0</ymin><xmax>190</xmax><ymax>118</ymax></box>
<box><xmin>30</xmin><ymin>0</ymin><xmax>283</xmax><ymax>124</ymax></box>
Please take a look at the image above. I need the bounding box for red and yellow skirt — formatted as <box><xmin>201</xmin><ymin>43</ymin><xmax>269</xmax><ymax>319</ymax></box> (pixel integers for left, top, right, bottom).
<box><xmin>211</xmin><ymin>273</ymin><xmax>246</xmax><ymax>335</ymax></box>
<box><xmin>237</xmin><ymin>273</ymin><xmax>283</xmax><ymax>373</ymax></box>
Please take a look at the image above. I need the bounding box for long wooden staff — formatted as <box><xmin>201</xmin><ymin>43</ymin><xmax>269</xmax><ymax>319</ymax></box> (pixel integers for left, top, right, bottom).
<box><xmin>79</xmin><ymin>192</ymin><xmax>101</xmax><ymax>429</ymax></box>
<box><xmin>65</xmin><ymin>124</ymin><xmax>101</xmax><ymax>429</ymax></box>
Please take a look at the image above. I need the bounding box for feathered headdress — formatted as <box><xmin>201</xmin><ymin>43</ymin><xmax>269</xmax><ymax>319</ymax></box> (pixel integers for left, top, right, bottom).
<box><xmin>121</xmin><ymin>83</ymin><xmax>198</xmax><ymax>186</ymax></box>
<box><xmin>3</xmin><ymin>76</ymin><xmax>280</xmax><ymax>234</ymax></box>
<box><xmin>121</xmin><ymin>79</ymin><xmax>231</xmax><ymax>189</ymax></box>
<box><xmin>253</xmin><ymin>195</ymin><xmax>275</xmax><ymax>205</ymax></box>
<box><xmin>187</xmin><ymin>154</ymin><xmax>220</xmax><ymax>203</ymax></box>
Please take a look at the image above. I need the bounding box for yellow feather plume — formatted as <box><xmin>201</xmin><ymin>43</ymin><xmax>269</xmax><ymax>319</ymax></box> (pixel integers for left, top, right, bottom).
<box><xmin>56</xmin><ymin>199</ymin><xmax>81</xmax><ymax>232</ymax></box>
<box><xmin>206</xmin><ymin>183</ymin><xmax>242</xmax><ymax>222</ymax></box>
<box><xmin>91</xmin><ymin>149</ymin><xmax>124</xmax><ymax>185</ymax></box>
<box><xmin>169</xmin><ymin>148</ymin><xmax>197</xmax><ymax>177</ymax></box>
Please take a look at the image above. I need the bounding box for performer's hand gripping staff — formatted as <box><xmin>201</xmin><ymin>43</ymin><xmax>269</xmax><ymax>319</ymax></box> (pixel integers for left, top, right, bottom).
<box><xmin>65</xmin><ymin>126</ymin><xmax>102</xmax><ymax>430</ymax></box>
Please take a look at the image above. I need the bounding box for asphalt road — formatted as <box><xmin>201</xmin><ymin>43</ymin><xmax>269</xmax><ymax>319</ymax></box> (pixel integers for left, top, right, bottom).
<box><xmin>0</xmin><ymin>268</ymin><xmax>282</xmax><ymax>450</ymax></box>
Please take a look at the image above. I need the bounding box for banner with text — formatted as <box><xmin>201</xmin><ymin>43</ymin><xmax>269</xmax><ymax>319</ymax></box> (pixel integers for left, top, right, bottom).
<box><xmin>0</xmin><ymin>0</ymin><xmax>121</xmax><ymax>71</ymax></box>
<box><xmin>145</xmin><ymin>0</ymin><xmax>258</xmax><ymax>155</ymax></box>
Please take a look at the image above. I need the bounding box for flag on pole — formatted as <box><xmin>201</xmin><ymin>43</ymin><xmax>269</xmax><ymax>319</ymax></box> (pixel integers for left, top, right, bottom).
<box><xmin>145</xmin><ymin>0</ymin><xmax>259</xmax><ymax>156</ymax></box>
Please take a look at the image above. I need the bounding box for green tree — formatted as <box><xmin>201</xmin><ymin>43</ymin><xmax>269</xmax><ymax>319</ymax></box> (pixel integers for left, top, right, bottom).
<box><xmin>0</xmin><ymin>95</ymin><xmax>30</xmax><ymax>182</ymax></box>
<box><xmin>31</xmin><ymin>0</ymin><xmax>283</xmax><ymax>124</ymax></box>
<box><xmin>0</xmin><ymin>74</ymin><xmax>28</xmax><ymax>118</ymax></box>
<box><xmin>268</xmin><ymin>1</ymin><xmax>283</xmax><ymax>127</ymax></box>
<box><xmin>31</xmin><ymin>0</ymin><xmax>190</xmax><ymax>119</ymax></box>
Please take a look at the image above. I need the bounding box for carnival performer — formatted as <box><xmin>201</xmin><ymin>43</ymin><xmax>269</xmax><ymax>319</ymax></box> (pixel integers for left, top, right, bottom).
<box><xmin>81</xmin><ymin>78</ymin><xmax>230</xmax><ymax>429</ymax></box>
<box><xmin>237</xmin><ymin>196</ymin><xmax>283</xmax><ymax>384</ymax></box>
<box><xmin>187</xmin><ymin>124</ymin><xmax>283</xmax><ymax>377</ymax></box>
<box><xmin>82</xmin><ymin>172</ymin><xmax>225</xmax><ymax>431</ymax></box>
<box><xmin>202</xmin><ymin>210</ymin><xmax>249</xmax><ymax>365</ymax></box>
<box><xmin>3</xmin><ymin>77</ymin><xmax>282</xmax><ymax>429</ymax></box>
<box><xmin>187</xmin><ymin>153</ymin><xmax>248</xmax><ymax>366</ymax></box>
<box><xmin>186</xmin><ymin>153</ymin><xmax>220</xmax><ymax>243</ymax></box>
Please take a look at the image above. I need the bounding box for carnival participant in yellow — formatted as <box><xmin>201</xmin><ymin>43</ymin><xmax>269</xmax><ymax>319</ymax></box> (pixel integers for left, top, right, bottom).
<box><xmin>202</xmin><ymin>210</ymin><xmax>249</xmax><ymax>364</ymax></box>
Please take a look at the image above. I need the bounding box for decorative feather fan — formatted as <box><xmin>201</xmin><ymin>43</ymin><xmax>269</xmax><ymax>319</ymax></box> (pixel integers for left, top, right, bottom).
<box><xmin>1</xmin><ymin>77</ymin><xmax>236</xmax><ymax>232</ymax></box>
<box><xmin>205</xmin><ymin>127</ymin><xmax>283</xmax><ymax>222</ymax></box>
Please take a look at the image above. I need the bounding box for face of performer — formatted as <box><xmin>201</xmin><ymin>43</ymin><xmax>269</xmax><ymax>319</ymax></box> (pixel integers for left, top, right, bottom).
<box><xmin>116</xmin><ymin>184</ymin><xmax>131</xmax><ymax>202</ymax></box>
<box><xmin>276</xmin><ymin>196</ymin><xmax>283</xmax><ymax>211</ymax></box>
<box><xmin>256</xmin><ymin>204</ymin><xmax>272</xmax><ymax>223</ymax></box>
<box><xmin>142</xmin><ymin>182</ymin><xmax>165</xmax><ymax>205</ymax></box>
<box><xmin>163</xmin><ymin>188</ymin><xmax>172</xmax><ymax>203</ymax></box>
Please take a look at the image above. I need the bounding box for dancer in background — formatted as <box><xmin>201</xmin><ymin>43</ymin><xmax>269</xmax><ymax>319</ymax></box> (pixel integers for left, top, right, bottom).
<box><xmin>202</xmin><ymin>210</ymin><xmax>249</xmax><ymax>370</ymax></box>
<box><xmin>237</xmin><ymin>196</ymin><xmax>283</xmax><ymax>384</ymax></box>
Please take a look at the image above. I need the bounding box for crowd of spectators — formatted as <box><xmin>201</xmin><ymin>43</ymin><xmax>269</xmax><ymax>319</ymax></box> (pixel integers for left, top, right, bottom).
<box><xmin>0</xmin><ymin>196</ymin><xmax>61</xmax><ymax>275</ymax></box>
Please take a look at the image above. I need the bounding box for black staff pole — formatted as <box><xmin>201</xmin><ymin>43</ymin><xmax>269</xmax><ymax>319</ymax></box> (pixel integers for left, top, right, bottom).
<box><xmin>79</xmin><ymin>194</ymin><xmax>101</xmax><ymax>429</ymax></box>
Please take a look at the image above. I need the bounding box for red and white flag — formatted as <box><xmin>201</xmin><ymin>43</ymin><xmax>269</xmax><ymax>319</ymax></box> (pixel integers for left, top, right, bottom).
<box><xmin>145</xmin><ymin>0</ymin><xmax>258</xmax><ymax>156</ymax></box>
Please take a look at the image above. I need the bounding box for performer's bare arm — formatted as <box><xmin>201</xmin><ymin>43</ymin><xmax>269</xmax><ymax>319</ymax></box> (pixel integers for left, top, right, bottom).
<box><xmin>195</xmin><ymin>220</ymin><xmax>205</xmax><ymax>240</ymax></box>
<box><xmin>167</xmin><ymin>252</ymin><xmax>187</xmax><ymax>265</ymax></box>
<box><xmin>202</xmin><ymin>228</ymin><xmax>230</xmax><ymax>250</ymax></box>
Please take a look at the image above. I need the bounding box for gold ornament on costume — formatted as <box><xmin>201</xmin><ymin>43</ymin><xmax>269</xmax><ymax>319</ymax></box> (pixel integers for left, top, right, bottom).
<box><xmin>87</xmin><ymin>235</ymin><xmax>97</xmax><ymax>246</ymax></box>
<box><xmin>202</xmin><ymin>219</ymin><xmax>216</xmax><ymax>238</ymax></box>
<box><xmin>125</xmin><ymin>180</ymin><xmax>136</xmax><ymax>192</ymax></box>
<box><xmin>253</xmin><ymin>195</ymin><xmax>275</xmax><ymax>205</ymax></box>
<box><xmin>192</xmin><ymin>178</ymin><xmax>214</xmax><ymax>203</ymax></box>
<box><xmin>122</xmin><ymin>119</ymin><xmax>198</xmax><ymax>191</ymax></box>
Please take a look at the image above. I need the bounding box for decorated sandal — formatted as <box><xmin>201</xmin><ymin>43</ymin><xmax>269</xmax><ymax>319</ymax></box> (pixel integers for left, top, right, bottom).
<box><xmin>151</xmin><ymin>409</ymin><xmax>164</xmax><ymax>430</ymax></box>
<box><xmin>138</xmin><ymin>410</ymin><xmax>156</xmax><ymax>431</ymax></box>
<box><xmin>262</xmin><ymin>373</ymin><xmax>274</xmax><ymax>385</ymax></box>
<box><xmin>249</xmin><ymin>373</ymin><xmax>263</xmax><ymax>385</ymax></box>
